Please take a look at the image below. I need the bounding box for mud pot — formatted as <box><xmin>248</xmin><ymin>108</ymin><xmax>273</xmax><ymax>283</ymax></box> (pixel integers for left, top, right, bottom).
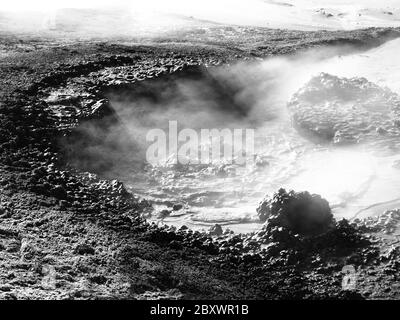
<box><xmin>56</xmin><ymin>38</ymin><xmax>400</xmax><ymax>235</ymax></box>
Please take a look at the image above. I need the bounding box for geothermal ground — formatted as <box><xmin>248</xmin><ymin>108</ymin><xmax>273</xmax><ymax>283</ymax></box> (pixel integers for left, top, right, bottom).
<box><xmin>1</xmin><ymin>25</ymin><xmax>400</xmax><ymax>300</ymax></box>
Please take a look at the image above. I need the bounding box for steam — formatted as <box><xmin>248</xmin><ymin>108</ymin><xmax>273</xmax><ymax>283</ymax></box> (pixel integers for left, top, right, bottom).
<box><xmin>53</xmin><ymin>36</ymin><xmax>400</xmax><ymax>231</ymax></box>
<box><xmin>1</xmin><ymin>0</ymin><xmax>399</xmax><ymax>36</ymax></box>
<box><xmin>66</xmin><ymin>42</ymin><xmax>381</xmax><ymax>176</ymax></box>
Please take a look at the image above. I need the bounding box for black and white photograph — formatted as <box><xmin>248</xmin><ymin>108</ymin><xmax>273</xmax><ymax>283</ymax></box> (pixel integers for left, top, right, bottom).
<box><xmin>0</xmin><ymin>0</ymin><xmax>400</xmax><ymax>308</ymax></box>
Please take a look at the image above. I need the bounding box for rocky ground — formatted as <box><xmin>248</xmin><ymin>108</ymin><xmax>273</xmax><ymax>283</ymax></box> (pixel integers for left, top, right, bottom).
<box><xmin>0</xmin><ymin>26</ymin><xmax>400</xmax><ymax>300</ymax></box>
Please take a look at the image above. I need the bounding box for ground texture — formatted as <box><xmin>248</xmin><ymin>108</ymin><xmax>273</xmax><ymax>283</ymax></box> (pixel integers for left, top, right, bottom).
<box><xmin>0</xmin><ymin>26</ymin><xmax>400</xmax><ymax>299</ymax></box>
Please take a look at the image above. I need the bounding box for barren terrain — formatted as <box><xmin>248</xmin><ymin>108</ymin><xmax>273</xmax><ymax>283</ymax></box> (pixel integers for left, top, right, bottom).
<box><xmin>1</xmin><ymin>26</ymin><xmax>400</xmax><ymax>299</ymax></box>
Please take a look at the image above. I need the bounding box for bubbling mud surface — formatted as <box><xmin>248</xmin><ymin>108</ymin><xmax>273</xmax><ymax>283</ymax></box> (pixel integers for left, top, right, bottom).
<box><xmin>105</xmin><ymin>38</ymin><xmax>400</xmax><ymax>233</ymax></box>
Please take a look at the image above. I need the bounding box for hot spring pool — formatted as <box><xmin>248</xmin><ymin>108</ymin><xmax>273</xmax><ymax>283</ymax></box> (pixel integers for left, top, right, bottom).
<box><xmin>103</xmin><ymin>38</ymin><xmax>400</xmax><ymax>234</ymax></box>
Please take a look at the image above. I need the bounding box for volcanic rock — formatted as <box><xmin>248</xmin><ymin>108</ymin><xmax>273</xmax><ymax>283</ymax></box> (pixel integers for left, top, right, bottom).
<box><xmin>172</xmin><ymin>203</ymin><xmax>183</xmax><ymax>211</ymax></box>
<box><xmin>209</xmin><ymin>224</ymin><xmax>223</xmax><ymax>236</ymax></box>
<box><xmin>257</xmin><ymin>188</ymin><xmax>334</xmax><ymax>236</ymax></box>
<box><xmin>74</xmin><ymin>244</ymin><xmax>95</xmax><ymax>255</ymax></box>
<box><xmin>288</xmin><ymin>73</ymin><xmax>400</xmax><ymax>145</ymax></box>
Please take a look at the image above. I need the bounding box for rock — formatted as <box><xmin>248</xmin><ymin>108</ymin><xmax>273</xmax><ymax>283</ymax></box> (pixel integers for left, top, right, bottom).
<box><xmin>59</xmin><ymin>200</ymin><xmax>70</xmax><ymax>209</ymax></box>
<box><xmin>0</xmin><ymin>285</ymin><xmax>12</xmax><ymax>292</ymax></box>
<box><xmin>20</xmin><ymin>240</ymin><xmax>38</xmax><ymax>260</ymax></box>
<box><xmin>134</xmin><ymin>289</ymin><xmax>183</xmax><ymax>300</ymax></box>
<box><xmin>288</xmin><ymin>73</ymin><xmax>400</xmax><ymax>145</ymax></box>
<box><xmin>89</xmin><ymin>275</ymin><xmax>107</xmax><ymax>285</ymax></box>
<box><xmin>88</xmin><ymin>99</ymin><xmax>115</xmax><ymax>119</ymax></box>
<box><xmin>257</xmin><ymin>188</ymin><xmax>334</xmax><ymax>236</ymax></box>
<box><xmin>157</xmin><ymin>209</ymin><xmax>171</xmax><ymax>221</ymax></box>
<box><xmin>51</xmin><ymin>185</ymin><xmax>67</xmax><ymax>199</ymax></box>
<box><xmin>311</xmin><ymin>219</ymin><xmax>369</xmax><ymax>250</ymax></box>
<box><xmin>263</xmin><ymin>242</ymin><xmax>285</xmax><ymax>256</ymax></box>
<box><xmin>74</xmin><ymin>244</ymin><xmax>95</xmax><ymax>255</ymax></box>
<box><xmin>42</xmin><ymin>255</ymin><xmax>58</xmax><ymax>264</ymax></box>
<box><xmin>0</xmin><ymin>205</ymin><xmax>11</xmax><ymax>218</ymax></box>
<box><xmin>169</xmin><ymin>240</ymin><xmax>183</xmax><ymax>250</ymax></box>
<box><xmin>6</xmin><ymin>240</ymin><xmax>21</xmax><ymax>253</ymax></box>
<box><xmin>209</xmin><ymin>224</ymin><xmax>223</xmax><ymax>236</ymax></box>
<box><xmin>172</xmin><ymin>203</ymin><xmax>183</xmax><ymax>211</ymax></box>
<box><xmin>352</xmin><ymin>209</ymin><xmax>400</xmax><ymax>235</ymax></box>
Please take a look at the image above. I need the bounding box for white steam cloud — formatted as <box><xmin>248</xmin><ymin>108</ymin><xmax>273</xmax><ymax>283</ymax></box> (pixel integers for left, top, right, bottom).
<box><xmin>1</xmin><ymin>0</ymin><xmax>399</xmax><ymax>35</ymax></box>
